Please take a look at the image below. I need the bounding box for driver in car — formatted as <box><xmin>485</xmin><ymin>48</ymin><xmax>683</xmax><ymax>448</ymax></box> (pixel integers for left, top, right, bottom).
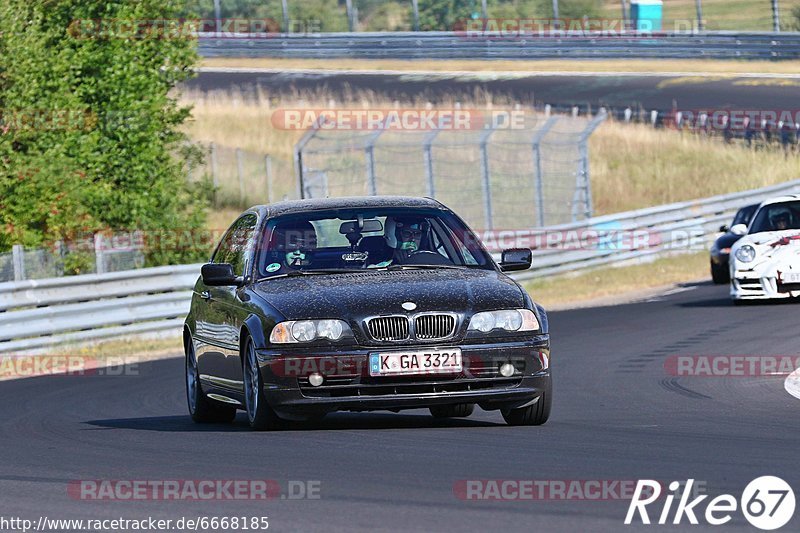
<box><xmin>771</xmin><ymin>208</ymin><xmax>792</xmax><ymax>231</ymax></box>
<box><xmin>368</xmin><ymin>216</ymin><xmax>429</xmax><ymax>268</ymax></box>
<box><xmin>263</xmin><ymin>220</ymin><xmax>317</xmax><ymax>273</ymax></box>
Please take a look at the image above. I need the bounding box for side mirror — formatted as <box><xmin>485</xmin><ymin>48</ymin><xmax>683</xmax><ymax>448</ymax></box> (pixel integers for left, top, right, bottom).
<box><xmin>719</xmin><ymin>225</ymin><xmax>729</xmax><ymax>233</ymax></box>
<box><xmin>201</xmin><ymin>263</ymin><xmax>244</xmax><ymax>287</ymax></box>
<box><xmin>730</xmin><ymin>224</ymin><xmax>748</xmax><ymax>236</ymax></box>
<box><xmin>499</xmin><ymin>248</ymin><xmax>532</xmax><ymax>272</ymax></box>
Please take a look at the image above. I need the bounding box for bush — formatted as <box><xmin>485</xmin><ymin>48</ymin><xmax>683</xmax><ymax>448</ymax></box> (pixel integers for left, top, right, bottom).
<box><xmin>0</xmin><ymin>0</ymin><xmax>208</xmax><ymax>266</ymax></box>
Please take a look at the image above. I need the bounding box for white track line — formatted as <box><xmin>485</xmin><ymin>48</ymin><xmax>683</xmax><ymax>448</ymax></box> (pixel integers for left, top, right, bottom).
<box><xmin>197</xmin><ymin>67</ymin><xmax>800</xmax><ymax>79</ymax></box>
<box><xmin>784</xmin><ymin>367</ymin><xmax>800</xmax><ymax>401</ymax></box>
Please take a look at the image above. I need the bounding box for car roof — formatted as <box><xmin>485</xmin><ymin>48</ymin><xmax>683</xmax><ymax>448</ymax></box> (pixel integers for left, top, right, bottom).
<box><xmin>759</xmin><ymin>194</ymin><xmax>800</xmax><ymax>208</ymax></box>
<box><xmin>248</xmin><ymin>196</ymin><xmax>445</xmax><ymax>219</ymax></box>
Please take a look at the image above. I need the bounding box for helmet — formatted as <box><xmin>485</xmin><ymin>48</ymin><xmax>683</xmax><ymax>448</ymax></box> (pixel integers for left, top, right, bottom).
<box><xmin>769</xmin><ymin>206</ymin><xmax>792</xmax><ymax>230</ymax></box>
<box><xmin>271</xmin><ymin>220</ymin><xmax>317</xmax><ymax>251</ymax></box>
<box><xmin>384</xmin><ymin>216</ymin><xmax>429</xmax><ymax>250</ymax></box>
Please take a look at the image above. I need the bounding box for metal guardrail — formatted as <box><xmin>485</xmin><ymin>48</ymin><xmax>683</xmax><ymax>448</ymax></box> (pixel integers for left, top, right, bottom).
<box><xmin>0</xmin><ymin>264</ymin><xmax>201</xmax><ymax>353</ymax></box>
<box><xmin>513</xmin><ymin>178</ymin><xmax>800</xmax><ymax>280</ymax></box>
<box><xmin>1</xmin><ymin>178</ymin><xmax>798</xmax><ymax>353</ymax></box>
<box><xmin>198</xmin><ymin>31</ymin><xmax>800</xmax><ymax>60</ymax></box>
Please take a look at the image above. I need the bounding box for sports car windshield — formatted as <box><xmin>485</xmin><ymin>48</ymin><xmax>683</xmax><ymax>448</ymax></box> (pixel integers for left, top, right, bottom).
<box><xmin>748</xmin><ymin>201</ymin><xmax>800</xmax><ymax>234</ymax></box>
<box><xmin>257</xmin><ymin>207</ymin><xmax>493</xmax><ymax>278</ymax></box>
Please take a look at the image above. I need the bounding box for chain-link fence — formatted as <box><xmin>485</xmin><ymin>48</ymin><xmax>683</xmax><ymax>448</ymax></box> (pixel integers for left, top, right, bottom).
<box><xmin>187</xmin><ymin>143</ymin><xmax>296</xmax><ymax>208</ymax></box>
<box><xmin>0</xmin><ymin>236</ymin><xmax>146</xmax><ymax>283</ymax></box>
<box><xmin>294</xmin><ymin>111</ymin><xmax>605</xmax><ymax>231</ymax></box>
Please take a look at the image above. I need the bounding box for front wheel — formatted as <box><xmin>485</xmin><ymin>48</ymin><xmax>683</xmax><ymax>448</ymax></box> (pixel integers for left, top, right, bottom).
<box><xmin>243</xmin><ymin>337</ymin><xmax>285</xmax><ymax>431</ymax></box>
<box><xmin>502</xmin><ymin>388</ymin><xmax>551</xmax><ymax>426</ymax></box>
<box><xmin>186</xmin><ymin>338</ymin><xmax>236</xmax><ymax>423</ymax></box>
<box><xmin>711</xmin><ymin>261</ymin><xmax>729</xmax><ymax>284</ymax></box>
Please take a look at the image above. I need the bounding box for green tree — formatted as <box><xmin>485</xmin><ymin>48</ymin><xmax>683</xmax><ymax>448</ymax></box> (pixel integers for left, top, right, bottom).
<box><xmin>0</xmin><ymin>0</ymin><xmax>207</xmax><ymax>267</ymax></box>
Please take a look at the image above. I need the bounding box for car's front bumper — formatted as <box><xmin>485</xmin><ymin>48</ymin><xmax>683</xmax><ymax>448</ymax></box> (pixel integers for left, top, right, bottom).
<box><xmin>731</xmin><ymin>270</ymin><xmax>800</xmax><ymax>300</ymax></box>
<box><xmin>256</xmin><ymin>336</ymin><xmax>550</xmax><ymax>416</ymax></box>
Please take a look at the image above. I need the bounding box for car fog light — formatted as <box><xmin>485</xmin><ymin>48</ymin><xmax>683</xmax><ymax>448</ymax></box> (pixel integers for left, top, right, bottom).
<box><xmin>308</xmin><ymin>373</ymin><xmax>324</xmax><ymax>387</ymax></box>
<box><xmin>499</xmin><ymin>363</ymin><xmax>515</xmax><ymax>377</ymax></box>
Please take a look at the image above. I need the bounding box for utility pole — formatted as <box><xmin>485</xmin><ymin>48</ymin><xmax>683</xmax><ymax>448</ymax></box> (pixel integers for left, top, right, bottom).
<box><xmin>620</xmin><ymin>0</ymin><xmax>628</xmax><ymax>23</ymax></box>
<box><xmin>213</xmin><ymin>0</ymin><xmax>221</xmax><ymax>35</ymax></box>
<box><xmin>481</xmin><ymin>0</ymin><xmax>488</xmax><ymax>19</ymax></box>
<box><xmin>772</xmin><ymin>0</ymin><xmax>781</xmax><ymax>32</ymax></box>
<box><xmin>695</xmin><ymin>0</ymin><xmax>704</xmax><ymax>31</ymax></box>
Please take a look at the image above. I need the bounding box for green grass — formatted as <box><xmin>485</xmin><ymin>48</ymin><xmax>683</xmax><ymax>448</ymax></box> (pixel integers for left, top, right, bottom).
<box><xmin>522</xmin><ymin>251</ymin><xmax>708</xmax><ymax>308</ymax></box>
<box><xmin>601</xmin><ymin>0</ymin><xmax>800</xmax><ymax>31</ymax></box>
<box><xmin>182</xmin><ymin>91</ymin><xmax>800</xmax><ymax>219</ymax></box>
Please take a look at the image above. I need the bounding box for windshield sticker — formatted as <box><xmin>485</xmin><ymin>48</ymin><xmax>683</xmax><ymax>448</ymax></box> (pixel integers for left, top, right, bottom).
<box><xmin>266</xmin><ymin>262</ymin><xmax>281</xmax><ymax>272</ymax></box>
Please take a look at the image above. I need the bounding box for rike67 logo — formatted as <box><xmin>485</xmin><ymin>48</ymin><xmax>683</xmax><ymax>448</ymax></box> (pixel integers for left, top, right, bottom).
<box><xmin>625</xmin><ymin>477</ymin><xmax>795</xmax><ymax>530</ymax></box>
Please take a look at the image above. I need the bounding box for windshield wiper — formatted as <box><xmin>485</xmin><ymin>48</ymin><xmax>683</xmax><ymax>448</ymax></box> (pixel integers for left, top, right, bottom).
<box><xmin>255</xmin><ymin>268</ymin><xmax>363</xmax><ymax>282</ymax></box>
<box><xmin>384</xmin><ymin>264</ymin><xmax>469</xmax><ymax>271</ymax></box>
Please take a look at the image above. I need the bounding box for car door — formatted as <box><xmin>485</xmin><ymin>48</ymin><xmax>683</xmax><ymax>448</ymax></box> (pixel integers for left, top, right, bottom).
<box><xmin>196</xmin><ymin>213</ymin><xmax>259</xmax><ymax>394</ymax></box>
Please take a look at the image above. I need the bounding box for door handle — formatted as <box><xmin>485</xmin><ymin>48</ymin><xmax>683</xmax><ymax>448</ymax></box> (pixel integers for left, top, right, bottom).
<box><xmin>200</xmin><ymin>291</ymin><xmax>211</xmax><ymax>300</ymax></box>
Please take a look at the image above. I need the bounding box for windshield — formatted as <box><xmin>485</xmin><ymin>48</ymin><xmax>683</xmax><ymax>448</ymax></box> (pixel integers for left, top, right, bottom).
<box><xmin>256</xmin><ymin>207</ymin><xmax>494</xmax><ymax>278</ymax></box>
<box><xmin>732</xmin><ymin>204</ymin><xmax>758</xmax><ymax>227</ymax></box>
<box><xmin>748</xmin><ymin>201</ymin><xmax>800</xmax><ymax>234</ymax></box>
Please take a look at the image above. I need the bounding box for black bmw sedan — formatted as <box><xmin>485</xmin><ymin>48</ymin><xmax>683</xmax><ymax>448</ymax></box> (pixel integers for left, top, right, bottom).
<box><xmin>709</xmin><ymin>203</ymin><xmax>759</xmax><ymax>284</ymax></box>
<box><xmin>184</xmin><ymin>196</ymin><xmax>551</xmax><ymax>430</ymax></box>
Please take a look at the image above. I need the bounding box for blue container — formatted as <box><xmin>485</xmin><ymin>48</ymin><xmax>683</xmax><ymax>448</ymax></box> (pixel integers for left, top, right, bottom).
<box><xmin>630</xmin><ymin>0</ymin><xmax>663</xmax><ymax>31</ymax></box>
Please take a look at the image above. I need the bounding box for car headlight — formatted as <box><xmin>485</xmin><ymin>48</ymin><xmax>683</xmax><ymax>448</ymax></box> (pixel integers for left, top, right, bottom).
<box><xmin>468</xmin><ymin>309</ymin><xmax>539</xmax><ymax>333</ymax></box>
<box><xmin>270</xmin><ymin>319</ymin><xmax>350</xmax><ymax>343</ymax></box>
<box><xmin>735</xmin><ymin>245</ymin><xmax>756</xmax><ymax>263</ymax></box>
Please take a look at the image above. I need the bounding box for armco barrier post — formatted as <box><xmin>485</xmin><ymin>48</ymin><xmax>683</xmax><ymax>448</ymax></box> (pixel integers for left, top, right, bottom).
<box><xmin>12</xmin><ymin>244</ymin><xmax>25</xmax><ymax>282</ymax></box>
<box><xmin>94</xmin><ymin>234</ymin><xmax>106</xmax><ymax>275</ymax></box>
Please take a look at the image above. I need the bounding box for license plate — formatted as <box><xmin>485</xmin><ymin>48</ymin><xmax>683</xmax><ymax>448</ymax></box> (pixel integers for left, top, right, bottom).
<box><xmin>782</xmin><ymin>271</ymin><xmax>800</xmax><ymax>284</ymax></box>
<box><xmin>369</xmin><ymin>348</ymin><xmax>462</xmax><ymax>377</ymax></box>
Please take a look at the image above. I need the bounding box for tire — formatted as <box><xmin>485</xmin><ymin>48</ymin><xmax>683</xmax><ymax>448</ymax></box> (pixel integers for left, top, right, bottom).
<box><xmin>185</xmin><ymin>338</ymin><xmax>236</xmax><ymax>424</ymax></box>
<box><xmin>502</xmin><ymin>387</ymin><xmax>551</xmax><ymax>426</ymax></box>
<box><xmin>711</xmin><ymin>261</ymin><xmax>729</xmax><ymax>284</ymax></box>
<box><xmin>429</xmin><ymin>403</ymin><xmax>475</xmax><ymax>418</ymax></box>
<box><xmin>243</xmin><ymin>337</ymin><xmax>285</xmax><ymax>431</ymax></box>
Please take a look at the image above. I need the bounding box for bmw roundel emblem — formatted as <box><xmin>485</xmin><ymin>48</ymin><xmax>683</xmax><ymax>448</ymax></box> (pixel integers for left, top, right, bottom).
<box><xmin>401</xmin><ymin>301</ymin><xmax>417</xmax><ymax>311</ymax></box>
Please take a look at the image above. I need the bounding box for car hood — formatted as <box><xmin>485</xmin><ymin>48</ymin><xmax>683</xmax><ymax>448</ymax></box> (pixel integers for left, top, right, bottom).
<box><xmin>713</xmin><ymin>232</ymin><xmax>742</xmax><ymax>250</ymax></box>
<box><xmin>253</xmin><ymin>268</ymin><xmax>526</xmax><ymax>320</ymax></box>
<box><xmin>731</xmin><ymin>230</ymin><xmax>800</xmax><ymax>272</ymax></box>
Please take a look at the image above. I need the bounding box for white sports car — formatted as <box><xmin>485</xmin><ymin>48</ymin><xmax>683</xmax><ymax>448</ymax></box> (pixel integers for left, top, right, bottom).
<box><xmin>730</xmin><ymin>195</ymin><xmax>800</xmax><ymax>302</ymax></box>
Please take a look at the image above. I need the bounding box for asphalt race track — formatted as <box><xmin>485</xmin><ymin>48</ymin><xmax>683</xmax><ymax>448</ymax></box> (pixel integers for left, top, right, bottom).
<box><xmin>1</xmin><ymin>281</ymin><xmax>798</xmax><ymax>532</ymax></box>
<box><xmin>188</xmin><ymin>69</ymin><xmax>800</xmax><ymax>112</ymax></box>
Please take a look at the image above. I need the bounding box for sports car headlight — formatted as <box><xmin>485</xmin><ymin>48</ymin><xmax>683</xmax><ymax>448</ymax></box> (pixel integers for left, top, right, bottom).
<box><xmin>735</xmin><ymin>245</ymin><xmax>756</xmax><ymax>263</ymax></box>
<box><xmin>468</xmin><ymin>309</ymin><xmax>539</xmax><ymax>333</ymax></box>
<box><xmin>270</xmin><ymin>319</ymin><xmax>350</xmax><ymax>343</ymax></box>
